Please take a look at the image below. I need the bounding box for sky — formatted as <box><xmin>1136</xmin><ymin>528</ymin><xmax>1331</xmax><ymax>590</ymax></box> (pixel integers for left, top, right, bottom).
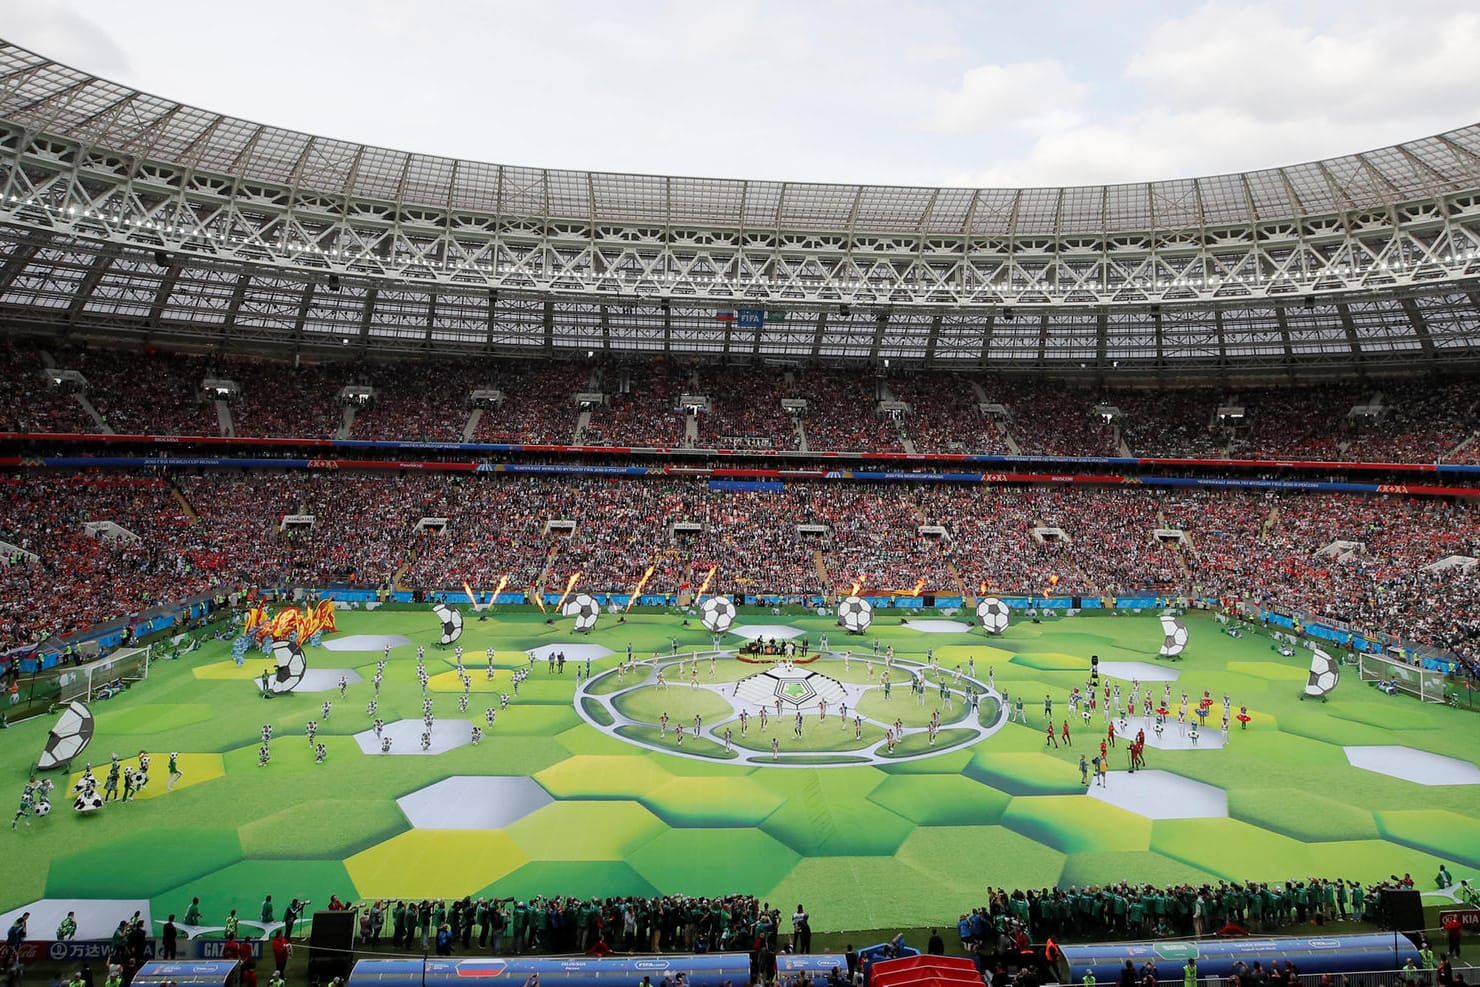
<box><xmin>6</xmin><ymin>0</ymin><xmax>1480</xmax><ymax>189</ymax></box>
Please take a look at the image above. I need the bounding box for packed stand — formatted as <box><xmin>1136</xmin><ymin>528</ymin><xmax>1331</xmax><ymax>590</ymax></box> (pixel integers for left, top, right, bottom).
<box><xmin>580</xmin><ymin>364</ymin><xmax>690</xmax><ymax>448</ymax></box>
<box><xmin>698</xmin><ymin>366</ymin><xmax>802</xmax><ymax>451</ymax></box>
<box><xmin>469</xmin><ymin>362</ymin><xmax>588</xmax><ymax>444</ymax></box>
<box><xmin>992</xmin><ymin>382</ymin><xmax>1118</xmax><ymax>457</ymax></box>
<box><xmin>797</xmin><ymin>371</ymin><xmax>905</xmax><ymax>453</ymax></box>
<box><xmin>345</xmin><ymin>361</ymin><xmax>489</xmax><ymax>442</ymax></box>
<box><xmin>887</xmin><ymin>375</ymin><xmax>1005</xmax><ymax>455</ymax></box>
<box><xmin>0</xmin><ymin>340</ymin><xmax>95</xmax><ymax>433</ymax></box>
<box><xmin>1112</xmin><ymin>389</ymin><xmax>1227</xmax><ymax>459</ymax></box>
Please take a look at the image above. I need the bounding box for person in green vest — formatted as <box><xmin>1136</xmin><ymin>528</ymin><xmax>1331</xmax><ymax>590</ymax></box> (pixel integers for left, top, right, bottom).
<box><xmin>1183</xmin><ymin>959</ymin><xmax>1198</xmax><ymax>987</ymax></box>
<box><xmin>1419</xmin><ymin>942</ymin><xmax>1436</xmax><ymax>970</ymax></box>
<box><xmin>1083</xmin><ymin>969</ymin><xmax>1097</xmax><ymax>987</ymax></box>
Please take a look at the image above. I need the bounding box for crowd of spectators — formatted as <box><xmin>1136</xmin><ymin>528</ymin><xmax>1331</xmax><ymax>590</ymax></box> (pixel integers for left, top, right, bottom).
<box><xmin>699</xmin><ymin>367</ymin><xmax>802</xmax><ymax>451</ymax></box>
<box><xmin>970</xmin><ymin>873</ymin><xmax>1424</xmax><ymax>944</ymax></box>
<box><xmin>7</xmin><ymin>467</ymin><xmax>1480</xmax><ymax>664</ymax></box>
<box><xmin>5</xmin><ymin>337</ymin><xmax>1480</xmax><ymax>461</ymax></box>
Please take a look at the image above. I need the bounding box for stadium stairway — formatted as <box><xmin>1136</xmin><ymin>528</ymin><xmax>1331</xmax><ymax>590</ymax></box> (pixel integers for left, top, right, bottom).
<box><xmin>337</xmin><ymin>404</ymin><xmax>356</xmax><ymax>439</ymax></box>
<box><xmin>997</xmin><ymin>420</ymin><xmax>1021</xmax><ymax>455</ymax></box>
<box><xmin>214</xmin><ymin>399</ymin><xmax>235</xmax><ymax>437</ymax></box>
<box><xmin>813</xmin><ymin>549</ymin><xmax>829</xmax><ymax>587</ymax></box>
<box><xmin>946</xmin><ymin>561</ymin><xmax>971</xmax><ymax>602</ymax></box>
<box><xmin>869</xmin><ymin>954</ymin><xmax>982</xmax><ymax>987</ymax></box>
<box><xmin>1445</xmin><ymin>431</ymin><xmax>1478</xmax><ymax>462</ymax></box>
<box><xmin>461</xmin><ymin>408</ymin><xmax>482</xmax><ymax>442</ymax></box>
<box><xmin>167</xmin><ymin>481</ymin><xmax>200</xmax><ymax>524</ymax></box>
<box><xmin>796</xmin><ymin>419</ymin><xmax>810</xmax><ymax>453</ymax></box>
<box><xmin>74</xmin><ymin>393</ymin><xmax>112</xmax><ymax>434</ymax></box>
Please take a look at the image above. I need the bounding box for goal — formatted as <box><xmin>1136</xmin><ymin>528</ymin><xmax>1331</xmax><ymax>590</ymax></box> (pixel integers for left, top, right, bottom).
<box><xmin>1358</xmin><ymin>651</ymin><xmax>1449</xmax><ymax>703</ymax></box>
<box><xmin>55</xmin><ymin>646</ymin><xmax>152</xmax><ymax>704</ymax></box>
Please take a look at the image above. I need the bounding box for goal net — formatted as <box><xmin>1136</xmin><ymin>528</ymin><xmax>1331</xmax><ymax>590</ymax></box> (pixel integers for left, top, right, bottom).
<box><xmin>55</xmin><ymin>646</ymin><xmax>152</xmax><ymax>704</ymax></box>
<box><xmin>1358</xmin><ymin>651</ymin><xmax>1449</xmax><ymax>703</ymax></box>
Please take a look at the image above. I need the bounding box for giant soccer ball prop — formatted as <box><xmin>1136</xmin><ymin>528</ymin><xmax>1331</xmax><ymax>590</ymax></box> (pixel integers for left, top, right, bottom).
<box><xmin>977</xmin><ymin>597</ymin><xmax>1010</xmax><ymax>635</ymax></box>
<box><xmin>1302</xmin><ymin>647</ymin><xmax>1340</xmax><ymax>701</ymax></box>
<box><xmin>699</xmin><ymin>595</ymin><xmax>737</xmax><ymax>634</ymax></box>
<box><xmin>837</xmin><ymin>596</ymin><xmax>873</xmax><ymax>634</ymax></box>
<box><xmin>269</xmin><ymin>639</ymin><xmax>308</xmax><ymax>694</ymax></box>
<box><xmin>433</xmin><ymin>602</ymin><xmax>464</xmax><ymax>645</ymax></box>
<box><xmin>37</xmin><ymin>701</ymin><xmax>95</xmax><ymax>771</ymax></box>
<box><xmin>564</xmin><ymin>593</ymin><xmax>600</xmax><ymax>633</ymax></box>
<box><xmin>1158</xmin><ymin>615</ymin><xmax>1189</xmax><ymax>658</ymax></box>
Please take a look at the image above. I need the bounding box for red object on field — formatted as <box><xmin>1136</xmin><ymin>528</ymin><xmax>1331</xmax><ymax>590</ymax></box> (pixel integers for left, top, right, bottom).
<box><xmin>869</xmin><ymin>955</ymin><xmax>983</xmax><ymax>987</ymax></box>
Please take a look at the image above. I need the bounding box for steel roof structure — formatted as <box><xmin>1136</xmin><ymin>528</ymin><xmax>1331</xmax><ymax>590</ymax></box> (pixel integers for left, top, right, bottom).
<box><xmin>1</xmin><ymin>38</ymin><xmax>1480</xmax><ymax>374</ymax></box>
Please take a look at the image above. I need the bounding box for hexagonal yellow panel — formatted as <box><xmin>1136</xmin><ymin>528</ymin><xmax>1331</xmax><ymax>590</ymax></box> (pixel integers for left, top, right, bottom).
<box><xmin>67</xmin><ymin>753</ymin><xmax>224</xmax><ymax>801</ymax></box>
<box><xmin>194</xmin><ymin>659</ymin><xmax>270</xmax><ymax>681</ymax></box>
<box><xmin>346</xmin><ymin>830</ymin><xmax>526</xmax><ymax>901</ymax></box>
<box><xmin>534</xmin><ymin>754</ymin><xmax>672</xmax><ymax>799</ymax></box>
<box><xmin>505</xmin><ymin>800</ymin><xmax>666</xmax><ymax>861</ymax></box>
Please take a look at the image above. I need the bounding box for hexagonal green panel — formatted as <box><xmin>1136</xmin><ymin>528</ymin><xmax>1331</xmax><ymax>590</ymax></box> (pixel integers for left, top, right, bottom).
<box><xmin>1226</xmin><ymin>788</ymin><xmax>1379</xmax><ymax>843</ymax></box>
<box><xmin>150</xmin><ymin>859</ymin><xmax>353</xmax><ymax>925</ymax></box>
<box><xmin>763</xmin><ymin>855</ymin><xmax>950</xmax><ymax>933</ymax></box>
<box><xmin>896</xmin><ymin>825</ymin><xmax>1065</xmax><ymax>892</ymax></box>
<box><xmin>346</xmin><ymin>829</ymin><xmax>526</xmax><ymax>900</ymax></box>
<box><xmin>627</xmin><ymin>828</ymin><xmax>800</xmax><ymax>895</ymax></box>
<box><xmin>535</xmin><ymin>754</ymin><xmax>672</xmax><ymax>799</ymax></box>
<box><xmin>1151</xmin><ymin>819</ymin><xmax>1311</xmax><ymax>879</ymax></box>
<box><xmin>868</xmin><ymin>774</ymin><xmax>1011</xmax><ymax>826</ymax></box>
<box><xmin>1059</xmin><ymin>849</ymin><xmax>1220</xmax><ymax>889</ymax></box>
<box><xmin>239</xmin><ymin>799</ymin><xmax>408</xmax><ymax>858</ymax></box>
<box><xmin>481</xmin><ymin>860</ymin><xmax>659</xmax><ymax>901</ymax></box>
<box><xmin>1002</xmin><ymin>795</ymin><xmax>1152</xmax><ymax>853</ymax></box>
<box><xmin>640</xmin><ymin>776</ymin><xmax>785</xmax><ymax>827</ymax></box>
<box><xmin>1305</xmin><ymin>839</ymin><xmax>1440</xmax><ymax>879</ymax></box>
<box><xmin>505</xmin><ymin>800</ymin><xmax>665</xmax><ymax>860</ymax></box>
<box><xmin>555</xmin><ymin>722</ymin><xmax>630</xmax><ymax>756</ymax></box>
<box><xmin>95</xmin><ymin>703</ymin><xmax>215</xmax><ymax>734</ymax></box>
<box><xmin>758</xmin><ymin>771</ymin><xmax>914</xmax><ymax>856</ymax></box>
<box><xmin>1374</xmin><ymin>809</ymin><xmax>1480</xmax><ymax>868</ymax></box>
<box><xmin>963</xmin><ymin>751</ymin><xmax>1085</xmax><ymax>796</ymax></box>
<box><xmin>46</xmin><ymin>828</ymin><xmax>243</xmax><ymax>899</ymax></box>
<box><xmin>1010</xmin><ymin>652</ymin><xmax>1092</xmax><ymax>672</ymax></box>
<box><xmin>876</xmin><ymin>749</ymin><xmax>975</xmax><ymax>775</ymax></box>
<box><xmin>494</xmin><ymin>704</ymin><xmax>582</xmax><ymax>735</ymax></box>
<box><xmin>1279</xmin><ymin>715</ymin><xmax>1399</xmax><ymax>748</ymax></box>
<box><xmin>1327</xmin><ymin>702</ymin><xmax>1439</xmax><ymax>731</ymax></box>
<box><xmin>1225</xmin><ymin>661</ymin><xmax>1312</xmax><ymax>682</ymax></box>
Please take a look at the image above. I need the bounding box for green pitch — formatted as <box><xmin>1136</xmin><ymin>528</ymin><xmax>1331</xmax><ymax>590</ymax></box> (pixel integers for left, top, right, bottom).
<box><xmin>4</xmin><ymin>607</ymin><xmax>1478</xmax><ymax>933</ymax></box>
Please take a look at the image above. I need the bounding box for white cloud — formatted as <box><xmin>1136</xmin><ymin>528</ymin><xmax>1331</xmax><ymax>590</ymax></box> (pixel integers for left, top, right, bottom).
<box><xmin>5</xmin><ymin>1</ymin><xmax>130</xmax><ymax>78</ymax></box>
<box><xmin>930</xmin><ymin>60</ymin><xmax>1087</xmax><ymax>134</ymax></box>
<box><xmin>5</xmin><ymin>1</ymin><xmax>1480</xmax><ymax>190</ymax></box>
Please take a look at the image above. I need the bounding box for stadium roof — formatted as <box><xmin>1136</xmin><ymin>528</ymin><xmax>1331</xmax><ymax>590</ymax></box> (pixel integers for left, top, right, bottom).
<box><xmin>1</xmin><ymin>38</ymin><xmax>1479</xmax><ymax>374</ymax></box>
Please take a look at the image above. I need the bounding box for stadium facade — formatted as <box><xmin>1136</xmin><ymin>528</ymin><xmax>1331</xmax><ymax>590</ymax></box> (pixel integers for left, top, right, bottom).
<box><xmin>1</xmin><ymin>39</ymin><xmax>1479</xmax><ymax>378</ymax></box>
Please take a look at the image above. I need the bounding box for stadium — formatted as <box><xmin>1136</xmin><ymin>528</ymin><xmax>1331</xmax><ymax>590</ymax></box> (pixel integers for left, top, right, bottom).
<box><xmin>0</xmin><ymin>22</ymin><xmax>1479</xmax><ymax>987</ymax></box>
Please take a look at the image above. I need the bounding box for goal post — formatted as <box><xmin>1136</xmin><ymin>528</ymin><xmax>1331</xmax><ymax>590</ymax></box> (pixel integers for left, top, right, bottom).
<box><xmin>55</xmin><ymin>646</ymin><xmax>151</xmax><ymax>704</ymax></box>
<box><xmin>1358</xmin><ymin>651</ymin><xmax>1449</xmax><ymax>703</ymax></box>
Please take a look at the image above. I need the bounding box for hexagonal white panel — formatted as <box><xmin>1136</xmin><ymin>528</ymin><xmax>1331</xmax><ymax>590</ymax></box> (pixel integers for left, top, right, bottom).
<box><xmin>1087</xmin><ymin>769</ymin><xmax>1228</xmax><ymax>819</ymax></box>
<box><xmin>526</xmin><ymin>643</ymin><xmax>613</xmax><ymax>662</ymax></box>
<box><xmin>352</xmin><ymin>717</ymin><xmax>474</xmax><ymax>755</ymax></box>
<box><xmin>1096</xmin><ymin>660</ymin><xmax>1180</xmax><ymax>682</ymax></box>
<box><xmin>294</xmin><ymin>668</ymin><xmax>364</xmax><ymax>693</ymax></box>
<box><xmin>0</xmin><ymin>898</ymin><xmax>151</xmax><ymax>941</ymax></box>
<box><xmin>901</xmin><ymin>619</ymin><xmax>974</xmax><ymax>633</ymax></box>
<box><xmin>1344</xmin><ymin>746</ymin><xmax>1480</xmax><ymax>786</ymax></box>
<box><xmin>396</xmin><ymin>775</ymin><xmax>552</xmax><ymax>829</ymax></box>
<box><xmin>322</xmin><ymin>634</ymin><xmax>413</xmax><ymax>652</ymax></box>
<box><xmin>729</xmin><ymin>624</ymin><xmax>805</xmax><ymax>640</ymax></box>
